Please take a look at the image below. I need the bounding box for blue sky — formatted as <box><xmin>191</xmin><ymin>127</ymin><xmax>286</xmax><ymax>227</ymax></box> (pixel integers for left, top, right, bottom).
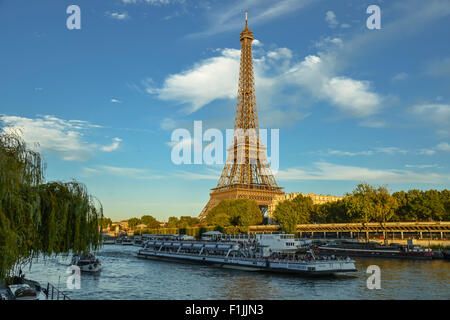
<box><xmin>1</xmin><ymin>0</ymin><xmax>449</xmax><ymax>221</ymax></box>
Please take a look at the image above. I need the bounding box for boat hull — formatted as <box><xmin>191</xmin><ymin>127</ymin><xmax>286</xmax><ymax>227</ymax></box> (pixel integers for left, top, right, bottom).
<box><xmin>137</xmin><ymin>250</ymin><xmax>356</xmax><ymax>276</ymax></box>
<box><xmin>317</xmin><ymin>247</ymin><xmax>433</xmax><ymax>260</ymax></box>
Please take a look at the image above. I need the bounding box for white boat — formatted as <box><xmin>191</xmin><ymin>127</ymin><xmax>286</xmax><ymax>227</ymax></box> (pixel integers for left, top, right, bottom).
<box><xmin>137</xmin><ymin>240</ymin><xmax>357</xmax><ymax>276</ymax></box>
<box><xmin>7</xmin><ymin>284</ymin><xmax>42</xmax><ymax>300</ymax></box>
<box><xmin>219</xmin><ymin>233</ymin><xmax>312</xmax><ymax>254</ymax></box>
<box><xmin>72</xmin><ymin>253</ymin><xmax>102</xmax><ymax>273</ymax></box>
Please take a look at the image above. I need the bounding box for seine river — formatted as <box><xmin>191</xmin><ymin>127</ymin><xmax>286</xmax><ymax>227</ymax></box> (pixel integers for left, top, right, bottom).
<box><xmin>23</xmin><ymin>245</ymin><xmax>449</xmax><ymax>300</ymax></box>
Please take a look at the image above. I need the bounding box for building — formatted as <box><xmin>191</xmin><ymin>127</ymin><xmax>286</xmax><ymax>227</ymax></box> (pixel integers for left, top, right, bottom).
<box><xmin>268</xmin><ymin>192</ymin><xmax>344</xmax><ymax>218</ymax></box>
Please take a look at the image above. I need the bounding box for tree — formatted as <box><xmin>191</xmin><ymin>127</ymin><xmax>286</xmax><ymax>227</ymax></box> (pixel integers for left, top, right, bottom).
<box><xmin>313</xmin><ymin>200</ymin><xmax>349</xmax><ymax>223</ymax></box>
<box><xmin>100</xmin><ymin>217</ymin><xmax>112</xmax><ymax>229</ymax></box>
<box><xmin>206</xmin><ymin>199</ymin><xmax>262</xmax><ymax>231</ymax></box>
<box><xmin>127</xmin><ymin>217</ymin><xmax>141</xmax><ymax>228</ymax></box>
<box><xmin>345</xmin><ymin>183</ymin><xmax>378</xmax><ymax>223</ymax></box>
<box><xmin>178</xmin><ymin>216</ymin><xmax>200</xmax><ymax>228</ymax></box>
<box><xmin>272</xmin><ymin>200</ymin><xmax>298</xmax><ymax>234</ymax></box>
<box><xmin>0</xmin><ymin>132</ymin><xmax>102</xmax><ymax>280</ymax></box>
<box><xmin>290</xmin><ymin>194</ymin><xmax>313</xmax><ymax>224</ymax></box>
<box><xmin>167</xmin><ymin>216</ymin><xmax>179</xmax><ymax>228</ymax></box>
<box><xmin>232</xmin><ymin>199</ymin><xmax>262</xmax><ymax>232</ymax></box>
<box><xmin>372</xmin><ymin>186</ymin><xmax>398</xmax><ymax>224</ymax></box>
<box><xmin>140</xmin><ymin>215</ymin><xmax>160</xmax><ymax>228</ymax></box>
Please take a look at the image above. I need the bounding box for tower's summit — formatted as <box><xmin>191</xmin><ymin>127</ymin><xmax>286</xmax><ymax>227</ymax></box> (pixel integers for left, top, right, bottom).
<box><xmin>240</xmin><ymin>10</ymin><xmax>253</xmax><ymax>41</ymax></box>
<box><xmin>199</xmin><ymin>11</ymin><xmax>284</xmax><ymax>221</ymax></box>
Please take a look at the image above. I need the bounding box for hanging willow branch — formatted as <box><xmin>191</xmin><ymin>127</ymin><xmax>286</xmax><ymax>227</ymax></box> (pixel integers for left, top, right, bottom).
<box><xmin>0</xmin><ymin>132</ymin><xmax>103</xmax><ymax>280</ymax></box>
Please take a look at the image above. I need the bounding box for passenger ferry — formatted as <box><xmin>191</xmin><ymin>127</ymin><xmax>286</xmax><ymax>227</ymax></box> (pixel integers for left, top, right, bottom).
<box><xmin>137</xmin><ymin>240</ymin><xmax>357</xmax><ymax>276</ymax></box>
<box><xmin>206</xmin><ymin>232</ymin><xmax>312</xmax><ymax>254</ymax></box>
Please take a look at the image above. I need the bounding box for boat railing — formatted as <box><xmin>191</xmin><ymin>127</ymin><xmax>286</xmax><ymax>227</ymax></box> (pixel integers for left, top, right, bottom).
<box><xmin>43</xmin><ymin>282</ymin><xmax>70</xmax><ymax>300</ymax></box>
<box><xmin>140</xmin><ymin>247</ymin><xmax>353</xmax><ymax>265</ymax></box>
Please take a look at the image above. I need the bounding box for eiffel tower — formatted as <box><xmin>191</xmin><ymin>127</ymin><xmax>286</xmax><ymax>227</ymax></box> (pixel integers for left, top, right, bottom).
<box><xmin>199</xmin><ymin>11</ymin><xmax>284</xmax><ymax>221</ymax></box>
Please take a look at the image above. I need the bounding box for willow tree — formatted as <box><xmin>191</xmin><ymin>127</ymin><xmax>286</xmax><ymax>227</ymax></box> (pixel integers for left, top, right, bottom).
<box><xmin>0</xmin><ymin>132</ymin><xmax>103</xmax><ymax>280</ymax></box>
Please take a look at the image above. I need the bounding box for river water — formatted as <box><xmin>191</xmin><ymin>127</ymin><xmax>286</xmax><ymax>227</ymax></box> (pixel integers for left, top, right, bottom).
<box><xmin>22</xmin><ymin>244</ymin><xmax>449</xmax><ymax>300</ymax></box>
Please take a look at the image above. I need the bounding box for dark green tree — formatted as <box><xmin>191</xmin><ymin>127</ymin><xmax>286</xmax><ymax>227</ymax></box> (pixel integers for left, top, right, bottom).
<box><xmin>140</xmin><ymin>215</ymin><xmax>160</xmax><ymax>228</ymax></box>
<box><xmin>127</xmin><ymin>217</ymin><xmax>141</xmax><ymax>228</ymax></box>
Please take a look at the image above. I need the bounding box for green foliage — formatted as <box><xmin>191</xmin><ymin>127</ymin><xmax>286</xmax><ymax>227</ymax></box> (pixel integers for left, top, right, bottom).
<box><xmin>273</xmin><ymin>195</ymin><xmax>313</xmax><ymax>234</ymax></box>
<box><xmin>167</xmin><ymin>216</ymin><xmax>179</xmax><ymax>228</ymax></box>
<box><xmin>273</xmin><ymin>183</ymin><xmax>448</xmax><ymax>232</ymax></box>
<box><xmin>393</xmin><ymin>189</ymin><xmax>448</xmax><ymax>221</ymax></box>
<box><xmin>127</xmin><ymin>217</ymin><xmax>141</xmax><ymax>228</ymax></box>
<box><xmin>178</xmin><ymin>216</ymin><xmax>200</xmax><ymax>228</ymax></box>
<box><xmin>140</xmin><ymin>215</ymin><xmax>160</xmax><ymax>228</ymax></box>
<box><xmin>0</xmin><ymin>133</ymin><xmax>102</xmax><ymax>280</ymax></box>
<box><xmin>100</xmin><ymin>217</ymin><xmax>112</xmax><ymax>229</ymax></box>
<box><xmin>206</xmin><ymin>199</ymin><xmax>262</xmax><ymax>231</ymax></box>
<box><xmin>344</xmin><ymin>183</ymin><xmax>398</xmax><ymax>224</ymax></box>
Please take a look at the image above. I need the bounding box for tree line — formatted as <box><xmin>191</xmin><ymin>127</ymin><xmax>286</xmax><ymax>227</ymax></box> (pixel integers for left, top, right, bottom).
<box><xmin>273</xmin><ymin>183</ymin><xmax>450</xmax><ymax>234</ymax></box>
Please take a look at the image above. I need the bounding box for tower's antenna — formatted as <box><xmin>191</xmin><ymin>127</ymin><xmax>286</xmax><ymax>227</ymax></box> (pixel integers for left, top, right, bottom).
<box><xmin>245</xmin><ymin>10</ymin><xmax>248</xmax><ymax>28</ymax></box>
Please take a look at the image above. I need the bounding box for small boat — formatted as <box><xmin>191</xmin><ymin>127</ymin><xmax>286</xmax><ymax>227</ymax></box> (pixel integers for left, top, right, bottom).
<box><xmin>72</xmin><ymin>253</ymin><xmax>102</xmax><ymax>273</ymax></box>
<box><xmin>7</xmin><ymin>284</ymin><xmax>40</xmax><ymax>300</ymax></box>
<box><xmin>4</xmin><ymin>275</ymin><xmax>45</xmax><ymax>300</ymax></box>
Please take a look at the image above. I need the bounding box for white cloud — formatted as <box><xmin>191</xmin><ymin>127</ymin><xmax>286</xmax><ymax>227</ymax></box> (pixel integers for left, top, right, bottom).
<box><xmin>405</xmin><ymin>164</ymin><xmax>439</xmax><ymax>169</ymax></box>
<box><xmin>106</xmin><ymin>12</ymin><xmax>130</xmax><ymax>20</ymax></box>
<box><xmin>425</xmin><ymin>56</ymin><xmax>450</xmax><ymax>77</ymax></box>
<box><xmin>319</xmin><ymin>146</ymin><xmax>407</xmax><ymax>157</ymax></box>
<box><xmin>160</xmin><ymin>118</ymin><xmax>177</xmax><ymax>130</ymax></box>
<box><xmin>252</xmin><ymin>39</ymin><xmax>263</xmax><ymax>47</ymax></box>
<box><xmin>173</xmin><ymin>168</ymin><xmax>221</xmax><ymax>180</ymax></box>
<box><xmin>325</xmin><ymin>11</ymin><xmax>338</xmax><ymax>28</ymax></box>
<box><xmin>82</xmin><ymin>165</ymin><xmax>163</xmax><ymax>179</ymax></box>
<box><xmin>315</xmin><ymin>37</ymin><xmax>343</xmax><ymax>49</ymax></box>
<box><xmin>111</xmin><ymin>98</ymin><xmax>122</xmax><ymax>103</ymax></box>
<box><xmin>436</xmin><ymin>142</ymin><xmax>450</xmax><ymax>151</ymax></box>
<box><xmin>275</xmin><ymin>162</ymin><xmax>449</xmax><ymax>184</ymax></box>
<box><xmin>328</xmin><ymin>150</ymin><xmax>375</xmax><ymax>157</ymax></box>
<box><xmin>418</xmin><ymin>149</ymin><xmax>436</xmax><ymax>156</ymax></box>
<box><xmin>147</xmin><ymin>48</ymin><xmax>239</xmax><ymax>113</ymax></box>
<box><xmin>188</xmin><ymin>0</ymin><xmax>314</xmax><ymax>38</ymax></box>
<box><xmin>0</xmin><ymin>115</ymin><xmax>119</xmax><ymax>161</ymax></box>
<box><xmin>322</xmin><ymin>77</ymin><xmax>381</xmax><ymax>117</ymax></box>
<box><xmin>392</xmin><ymin>72</ymin><xmax>408</xmax><ymax>82</ymax></box>
<box><xmin>410</xmin><ymin>103</ymin><xmax>450</xmax><ymax>126</ymax></box>
<box><xmin>146</xmin><ymin>48</ymin><xmax>382</xmax><ymax>120</ymax></box>
<box><xmin>101</xmin><ymin>138</ymin><xmax>122</xmax><ymax>152</ymax></box>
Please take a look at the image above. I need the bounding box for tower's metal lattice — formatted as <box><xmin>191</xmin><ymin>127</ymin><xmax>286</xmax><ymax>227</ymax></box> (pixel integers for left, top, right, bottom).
<box><xmin>199</xmin><ymin>12</ymin><xmax>283</xmax><ymax>220</ymax></box>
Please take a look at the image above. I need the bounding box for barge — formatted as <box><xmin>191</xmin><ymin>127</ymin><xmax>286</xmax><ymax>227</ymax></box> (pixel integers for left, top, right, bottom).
<box><xmin>137</xmin><ymin>240</ymin><xmax>357</xmax><ymax>276</ymax></box>
<box><xmin>317</xmin><ymin>240</ymin><xmax>433</xmax><ymax>260</ymax></box>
